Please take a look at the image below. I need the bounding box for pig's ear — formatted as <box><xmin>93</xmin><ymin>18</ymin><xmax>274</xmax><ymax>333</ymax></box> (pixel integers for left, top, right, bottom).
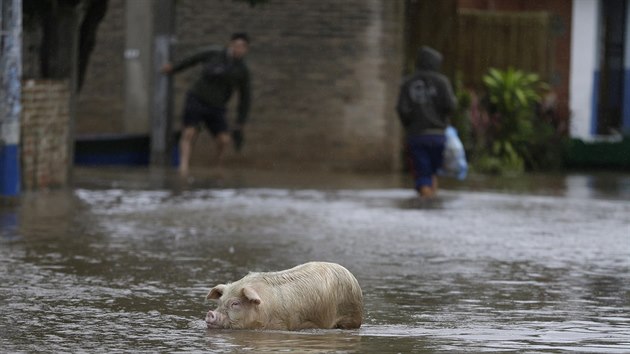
<box><xmin>241</xmin><ymin>286</ymin><xmax>262</xmax><ymax>305</ymax></box>
<box><xmin>207</xmin><ymin>284</ymin><xmax>227</xmax><ymax>300</ymax></box>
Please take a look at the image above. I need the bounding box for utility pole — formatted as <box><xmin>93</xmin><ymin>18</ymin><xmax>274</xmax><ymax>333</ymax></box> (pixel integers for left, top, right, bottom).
<box><xmin>150</xmin><ymin>0</ymin><xmax>174</xmax><ymax>166</ymax></box>
<box><xmin>0</xmin><ymin>0</ymin><xmax>22</xmax><ymax>197</ymax></box>
<box><xmin>124</xmin><ymin>0</ymin><xmax>174</xmax><ymax>166</ymax></box>
<box><xmin>124</xmin><ymin>0</ymin><xmax>153</xmax><ymax>134</ymax></box>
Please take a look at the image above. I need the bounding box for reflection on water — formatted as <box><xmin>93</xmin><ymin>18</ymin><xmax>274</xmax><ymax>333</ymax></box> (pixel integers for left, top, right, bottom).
<box><xmin>0</xmin><ymin>168</ymin><xmax>629</xmax><ymax>352</ymax></box>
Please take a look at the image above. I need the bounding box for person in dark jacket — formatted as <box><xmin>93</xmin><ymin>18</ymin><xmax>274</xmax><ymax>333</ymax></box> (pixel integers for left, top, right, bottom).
<box><xmin>397</xmin><ymin>46</ymin><xmax>457</xmax><ymax>198</ymax></box>
<box><xmin>162</xmin><ymin>33</ymin><xmax>251</xmax><ymax>175</ymax></box>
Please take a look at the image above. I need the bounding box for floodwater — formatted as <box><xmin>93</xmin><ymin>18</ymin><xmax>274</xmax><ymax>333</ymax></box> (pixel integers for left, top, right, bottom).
<box><xmin>1</xmin><ymin>167</ymin><xmax>629</xmax><ymax>353</ymax></box>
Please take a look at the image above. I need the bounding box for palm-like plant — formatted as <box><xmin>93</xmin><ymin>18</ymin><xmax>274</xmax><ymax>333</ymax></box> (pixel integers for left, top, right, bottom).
<box><xmin>483</xmin><ymin>67</ymin><xmax>548</xmax><ymax>140</ymax></box>
<box><xmin>477</xmin><ymin>67</ymin><xmax>549</xmax><ymax>174</ymax></box>
<box><xmin>483</xmin><ymin>68</ymin><xmax>544</xmax><ymax>116</ymax></box>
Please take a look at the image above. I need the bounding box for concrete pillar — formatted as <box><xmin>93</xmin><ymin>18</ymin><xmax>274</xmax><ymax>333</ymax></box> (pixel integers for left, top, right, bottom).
<box><xmin>124</xmin><ymin>0</ymin><xmax>153</xmax><ymax>134</ymax></box>
<box><xmin>150</xmin><ymin>0</ymin><xmax>174</xmax><ymax>166</ymax></box>
<box><xmin>569</xmin><ymin>0</ymin><xmax>600</xmax><ymax>140</ymax></box>
<box><xmin>0</xmin><ymin>0</ymin><xmax>22</xmax><ymax>196</ymax></box>
<box><xmin>124</xmin><ymin>0</ymin><xmax>174</xmax><ymax>165</ymax></box>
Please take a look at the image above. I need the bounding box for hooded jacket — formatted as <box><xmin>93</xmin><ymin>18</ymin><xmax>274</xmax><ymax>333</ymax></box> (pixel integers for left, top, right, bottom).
<box><xmin>172</xmin><ymin>46</ymin><xmax>251</xmax><ymax>125</ymax></box>
<box><xmin>396</xmin><ymin>46</ymin><xmax>457</xmax><ymax>136</ymax></box>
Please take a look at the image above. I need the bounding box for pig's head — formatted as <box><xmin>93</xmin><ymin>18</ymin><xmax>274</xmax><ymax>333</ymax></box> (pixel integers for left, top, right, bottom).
<box><xmin>205</xmin><ymin>283</ymin><xmax>263</xmax><ymax>329</ymax></box>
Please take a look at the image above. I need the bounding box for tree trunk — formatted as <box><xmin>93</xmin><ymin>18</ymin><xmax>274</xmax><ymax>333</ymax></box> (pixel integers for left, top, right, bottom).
<box><xmin>40</xmin><ymin>0</ymin><xmax>79</xmax><ymax>79</ymax></box>
<box><xmin>23</xmin><ymin>0</ymin><xmax>107</xmax><ymax>90</ymax></box>
<box><xmin>78</xmin><ymin>0</ymin><xmax>108</xmax><ymax>90</ymax></box>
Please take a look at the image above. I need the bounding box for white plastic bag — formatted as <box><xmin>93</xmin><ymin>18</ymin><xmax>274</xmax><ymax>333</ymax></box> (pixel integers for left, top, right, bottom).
<box><xmin>440</xmin><ymin>126</ymin><xmax>468</xmax><ymax>180</ymax></box>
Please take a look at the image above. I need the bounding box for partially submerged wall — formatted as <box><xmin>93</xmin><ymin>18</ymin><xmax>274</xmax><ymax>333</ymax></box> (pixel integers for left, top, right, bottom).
<box><xmin>21</xmin><ymin>80</ymin><xmax>70</xmax><ymax>189</ymax></box>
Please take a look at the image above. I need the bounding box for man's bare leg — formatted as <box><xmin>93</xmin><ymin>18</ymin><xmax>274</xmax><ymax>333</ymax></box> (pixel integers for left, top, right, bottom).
<box><xmin>432</xmin><ymin>175</ymin><xmax>439</xmax><ymax>195</ymax></box>
<box><xmin>419</xmin><ymin>186</ymin><xmax>435</xmax><ymax>198</ymax></box>
<box><xmin>418</xmin><ymin>175</ymin><xmax>439</xmax><ymax>198</ymax></box>
<box><xmin>215</xmin><ymin>132</ymin><xmax>231</xmax><ymax>167</ymax></box>
<box><xmin>179</xmin><ymin>126</ymin><xmax>198</xmax><ymax>176</ymax></box>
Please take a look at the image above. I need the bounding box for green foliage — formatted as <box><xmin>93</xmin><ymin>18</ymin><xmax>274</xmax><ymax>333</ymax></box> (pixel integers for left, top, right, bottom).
<box><xmin>474</xmin><ymin>67</ymin><xmax>555</xmax><ymax>175</ymax></box>
<box><xmin>482</xmin><ymin>67</ymin><xmax>548</xmax><ymax>142</ymax></box>
<box><xmin>482</xmin><ymin>68</ymin><xmax>547</xmax><ymax>119</ymax></box>
<box><xmin>452</xmin><ymin>74</ymin><xmax>473</xmax><ymax>153</ymax></box>
<box><xmin>475</xmin><ymin>141</ymin><xmax>524</xmax><ymax>175</ymax></box>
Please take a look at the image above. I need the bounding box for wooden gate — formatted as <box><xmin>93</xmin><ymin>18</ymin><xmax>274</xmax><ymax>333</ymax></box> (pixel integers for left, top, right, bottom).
<box><xmin>457</xmin><ymin>10</ymin><xmax>554</xmax><ymax>89</ymax></box>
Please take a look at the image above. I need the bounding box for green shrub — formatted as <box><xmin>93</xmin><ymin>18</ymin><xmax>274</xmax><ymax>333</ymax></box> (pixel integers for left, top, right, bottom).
<box><xmin>474</xmin><ymin>67</ymin><xmax>556</xmax><ymax>174</ymax></box>
<box><xmin>452</xmin><ymin>74</ymin><xmax>473</xmax><ymax>153</ymax></box>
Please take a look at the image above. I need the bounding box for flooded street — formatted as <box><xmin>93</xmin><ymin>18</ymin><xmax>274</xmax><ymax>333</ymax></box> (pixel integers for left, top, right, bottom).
<box><xmin>1</xmin><ymin>167</ymin><xmax>629</xmax><ymax>352</ymax></box>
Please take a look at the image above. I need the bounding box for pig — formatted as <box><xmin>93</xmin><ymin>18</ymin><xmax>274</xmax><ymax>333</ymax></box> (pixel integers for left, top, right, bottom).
<box><xmin>205</xmin><ymin>261</ymin><xmax>363</xmax><ymax>330</ymax></box>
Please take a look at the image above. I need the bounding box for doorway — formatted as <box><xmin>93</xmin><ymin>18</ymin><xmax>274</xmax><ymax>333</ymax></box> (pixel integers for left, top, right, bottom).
<box><xmin>597</xmin><ymin>0</ymin><xmax>626</xmax><ymax>135</ymax></box>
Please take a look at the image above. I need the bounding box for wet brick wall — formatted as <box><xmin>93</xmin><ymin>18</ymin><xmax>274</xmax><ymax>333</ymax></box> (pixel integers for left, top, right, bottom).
<box><xmin>77</xmin><ymin>0</ymin><xmax>405</xmax><ymax>171</ymax></box>
<box><xmin>21</xmin><ymin>80</ymin><xmax>70</xmax><ymax>190</ymax></box>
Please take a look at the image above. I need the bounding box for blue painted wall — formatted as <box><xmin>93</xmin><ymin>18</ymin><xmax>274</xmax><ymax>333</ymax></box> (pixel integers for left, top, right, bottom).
<box><xmin>0</xmin><ymin>145</ymin><xmax>20</xmax><ymax>196</ymax></box>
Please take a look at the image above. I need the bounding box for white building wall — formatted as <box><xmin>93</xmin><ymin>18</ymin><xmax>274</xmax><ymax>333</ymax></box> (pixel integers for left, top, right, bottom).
<box><xmin>569</xmin><ymin>0</ymin><xmax>600</xmax><ymax>140</ymax></box>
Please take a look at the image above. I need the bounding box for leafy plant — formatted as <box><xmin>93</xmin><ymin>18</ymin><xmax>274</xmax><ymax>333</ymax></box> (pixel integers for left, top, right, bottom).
<box><xmin>452</xmin><ymin>73</ymin><xmax>473</xmax><ymax>153</ymax></box>
<box><xmin>483</xmin><ymin>68</ymin><xmax>545</xmax><ymax>116</ymax></box>
<box><xmin>482</xmin><ymin>67</ymin><xmax>548</xmax><ymax>141</ymax></box>
<box><xmin>474</xmin><ymin>67</ymin><xmax>551</xmax><ymax>174</ymax></box>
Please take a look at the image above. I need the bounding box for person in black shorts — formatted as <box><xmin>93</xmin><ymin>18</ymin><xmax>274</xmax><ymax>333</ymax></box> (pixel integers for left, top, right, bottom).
<box><xmin>182</xmin><ymin>95</ymin><xmax>228</xmax><ymax>138</ymax></box>
<box><xmin>162</xmin><ymin>33</ymin><xmax>251</xmax><ymax>175</ymax></box>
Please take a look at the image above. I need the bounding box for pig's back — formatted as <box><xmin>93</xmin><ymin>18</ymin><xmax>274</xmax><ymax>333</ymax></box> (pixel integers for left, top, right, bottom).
<box><xmin>253</xmin><ymin>262</ymin><xmax>363</xmax><ymax>329</ymax></box>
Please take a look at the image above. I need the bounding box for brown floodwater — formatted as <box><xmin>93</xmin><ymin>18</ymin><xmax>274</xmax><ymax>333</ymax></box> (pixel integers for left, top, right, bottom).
<box><xmin>1</xmin><ymin>167</ymin><xmax>629</xmax><ymax>352</ymax></box>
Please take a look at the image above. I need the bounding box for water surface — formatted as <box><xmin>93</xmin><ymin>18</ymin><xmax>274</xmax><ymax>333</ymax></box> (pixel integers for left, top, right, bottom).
<box><xmin>1</xmin><ymin>168</ymin><xmax>629</xmax><ymax>352</ymax></box>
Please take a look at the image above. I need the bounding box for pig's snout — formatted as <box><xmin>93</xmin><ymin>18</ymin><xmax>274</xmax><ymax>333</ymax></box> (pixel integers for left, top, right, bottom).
<box><xmin>205</xmin><ymin>310</ymin><xmax>223</xmax><ymax>329</ymax></box>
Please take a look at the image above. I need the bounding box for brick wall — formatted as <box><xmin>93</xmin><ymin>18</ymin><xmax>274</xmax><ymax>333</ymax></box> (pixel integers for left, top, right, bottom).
<box><xmin>21</xmin><ymin>80</ymin><xmax>70</xmax><ymax>190</ymax></box>
<box><xmin>77</xmin><ymin>0</ymin><xmax>405</xmax><ymax>171</ymax></box>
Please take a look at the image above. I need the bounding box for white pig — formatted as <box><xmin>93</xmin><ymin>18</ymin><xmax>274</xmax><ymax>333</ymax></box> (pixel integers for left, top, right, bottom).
<box><xmin>205</xmin><ymin>261</ymin><xmax>363</xmax><ymax>330</ymax></box>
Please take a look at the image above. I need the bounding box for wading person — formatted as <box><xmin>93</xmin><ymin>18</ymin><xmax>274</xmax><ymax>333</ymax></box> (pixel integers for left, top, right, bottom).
<box><xmin>396</xmin><ymin>46</ymin><xmax>457</xmax><ymax>198</ymax></box>
<box><xmin>161</xmin><ymin>33</ymin><xmax>251</xmax><ymax>175</ymax></box>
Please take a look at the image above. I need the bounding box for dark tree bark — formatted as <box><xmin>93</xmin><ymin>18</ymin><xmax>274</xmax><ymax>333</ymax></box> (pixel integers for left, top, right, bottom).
<box><xmin>77</xmin><ymin>0</ymin><xmax>108</xmax><ymax>90</ymax></box>
<box><xmin>22</xmin><ymin>0</ymin><xmax>108</xmax><ymax>91</ymax></box>
<box><xmin>23</xmin><ymin>0</ymin><xmax>270</xmax><ymax>89</ymax></box>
